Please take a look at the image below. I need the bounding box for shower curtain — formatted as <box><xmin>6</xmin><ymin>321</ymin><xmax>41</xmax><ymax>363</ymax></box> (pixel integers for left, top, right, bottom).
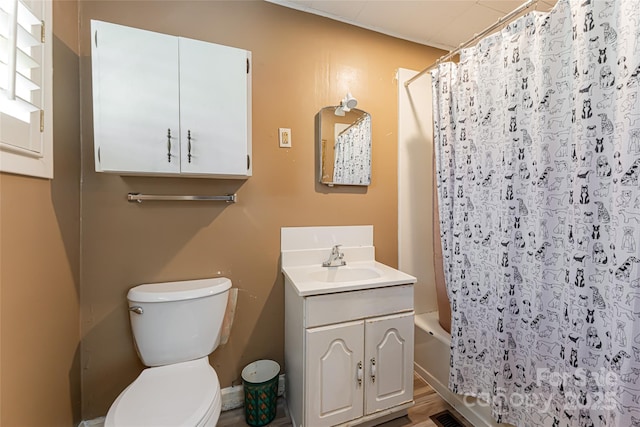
<box><xmin>333</xmin><ymin>114</ymin><xmax>371</xmax><ymax>185</ymax></box>
<box><xmin>433</xmin><ymin>0</ymin><xmax>640</xmax><ymax>426</ymax></box>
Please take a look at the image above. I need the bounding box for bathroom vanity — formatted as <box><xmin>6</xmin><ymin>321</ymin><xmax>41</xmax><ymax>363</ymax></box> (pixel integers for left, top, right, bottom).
<box><xmin>282</xmin><ymin>226</ymin><xmax>416</xmax><ymax>427</ymax></box>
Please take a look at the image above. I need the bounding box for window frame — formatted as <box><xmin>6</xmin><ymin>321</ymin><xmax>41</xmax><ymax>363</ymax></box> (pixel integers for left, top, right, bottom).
<box><xmin>0</xmin><ymin>0</ymin><xmax>53</xmax><ymax>179</ymax></box>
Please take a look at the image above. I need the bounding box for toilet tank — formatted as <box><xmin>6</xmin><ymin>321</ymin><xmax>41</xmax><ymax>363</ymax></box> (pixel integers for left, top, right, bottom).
<box><xmin>127</xmin><ymin>277</ymin><xmax>231</xmax><ymax>367</ymax></box>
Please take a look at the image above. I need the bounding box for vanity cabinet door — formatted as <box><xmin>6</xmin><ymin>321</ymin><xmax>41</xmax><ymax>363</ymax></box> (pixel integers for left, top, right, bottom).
<box><xmin>178</xmin><ymin>38</ymin><xmax>251</xmax><ymax>177</ymax></box>
<box><xmin>305</xmin><ymin>320</ymin><xmax>364</xmax><ymax>427</ymax></box>
<box><xmin>91</xmin><ymin>20</ymin><xmax>180</xmax><ymax>174</ymax></box>
<box><xmin>364</xmin><ymin>311</ymin><xmax>414</xmax><ymax>414</ymax></box>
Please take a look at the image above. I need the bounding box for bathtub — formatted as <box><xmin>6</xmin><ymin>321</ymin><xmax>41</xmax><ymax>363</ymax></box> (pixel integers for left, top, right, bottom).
<box><xmin>414</xmin><ymin>312</ymin><xmax>512</xmax><ymax>427</ymax></box>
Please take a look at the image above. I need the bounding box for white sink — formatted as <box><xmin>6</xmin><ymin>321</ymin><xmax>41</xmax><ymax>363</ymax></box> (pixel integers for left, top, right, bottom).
<box><xmin>282</xmin><ymin>261</ymin><xmax>416</xmax><ymax>296</ymax></box>
<box><xmin>306</xmin><ymin>266</ymin><xmax>382</xmax><ymax>283</ymax></box>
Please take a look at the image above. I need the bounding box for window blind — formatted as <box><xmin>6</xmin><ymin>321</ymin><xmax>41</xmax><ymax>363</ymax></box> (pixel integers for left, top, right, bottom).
<box><xmin>0</xmin><ymin>0</ymin><xmax>43</xmax><ymax>124</ymax></box>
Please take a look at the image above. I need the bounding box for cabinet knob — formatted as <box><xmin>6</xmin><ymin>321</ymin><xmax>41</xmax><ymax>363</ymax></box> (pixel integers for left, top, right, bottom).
<box><xmin>167</xmin><ymin>128</ymin><xmax>172</xmax><ymax>163</ymax></box>
<box><xmin>370</xmin><ymin>358</ymin><xmax>376</xmax><ymax>383</ymax></box>
<box><xmin>357</xmin><ymin>361</ymin><xmax>363</xmax><ymax>387</ymax></box>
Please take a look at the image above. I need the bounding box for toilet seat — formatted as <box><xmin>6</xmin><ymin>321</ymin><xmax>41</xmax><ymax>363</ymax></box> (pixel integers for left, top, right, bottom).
<box><xmin>105</xmin><ymin>357</ymin><xmax>221</xmax><ymax>427</ymax></box>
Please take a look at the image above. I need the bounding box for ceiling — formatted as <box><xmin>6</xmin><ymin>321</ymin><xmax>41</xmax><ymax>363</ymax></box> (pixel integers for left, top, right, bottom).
<box><xmin>265</xmin><ymin>0</ymin><xmax>557</xmax><ymax>51</ymax></box>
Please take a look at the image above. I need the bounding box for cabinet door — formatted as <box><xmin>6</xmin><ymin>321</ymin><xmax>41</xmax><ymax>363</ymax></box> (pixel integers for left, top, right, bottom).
<box><xmin>305</xmin><ymin>321</ymin><xmax>364</xmax><ymax>427</ymax></box>
<box><xmin>91</xmin><ymin>21</ymin><xmax>180</xmax><ymax>174</ymax></box>
<box><xmin>364</xmin><ymin>311</ymin><xmax>414</xmax><ymax>414</ymax></box>
<box><xmin>179</xmin><ymin>38</ymin><xmax>250</xmax><ymax>177</ymax></box>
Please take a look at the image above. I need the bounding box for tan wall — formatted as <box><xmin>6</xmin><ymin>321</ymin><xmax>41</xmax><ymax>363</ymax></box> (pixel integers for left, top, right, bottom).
<box><xmin>79</xmin><ymin>0</ymin><xmax>441</xmax><ymax>419</ymax></box>
<box><xmin>0</xmin><ymin>1</ymin><xmax>81</xmax><ymax>425</ymax></box>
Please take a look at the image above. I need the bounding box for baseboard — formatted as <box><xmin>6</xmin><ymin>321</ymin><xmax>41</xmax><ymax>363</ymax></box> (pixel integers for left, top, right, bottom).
<box><xmin>221</xmin><ymin>374</ymin><xmax>286</xmax><ymax>411</ymax></box>
<box><xmin>78</xmin><ymin>417</ymin><xmax>105</xmax><ymax>427</ymax></box>
<box><xmin>414</xmin><ymin>365</ymin><xmax>509</xmax><ymax>427</ymax></box>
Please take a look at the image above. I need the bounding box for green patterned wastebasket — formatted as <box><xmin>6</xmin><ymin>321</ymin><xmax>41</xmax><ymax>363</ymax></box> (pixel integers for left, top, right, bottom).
<box><xmin>241</xmin><ymin>360</ymin><xmax>280</xmax><ymax>426</ymax></box>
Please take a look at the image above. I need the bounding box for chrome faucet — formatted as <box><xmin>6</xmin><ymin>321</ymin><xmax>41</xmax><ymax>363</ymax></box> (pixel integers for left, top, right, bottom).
<box><xmin>322</xmin><ymin>244</ymin><xmax>346</xmax><ymax>267</ymax></box>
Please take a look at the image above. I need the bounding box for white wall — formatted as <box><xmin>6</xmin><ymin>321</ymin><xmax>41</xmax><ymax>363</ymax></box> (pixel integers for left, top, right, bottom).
<box><xmin>397</xmin><ymin>68</ymin><xmax>436</xmax><ymax>315</ymax></box>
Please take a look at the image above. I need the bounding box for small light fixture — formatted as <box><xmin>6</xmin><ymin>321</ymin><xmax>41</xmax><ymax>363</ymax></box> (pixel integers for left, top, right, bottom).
<box><xmin>342</xmin><ymin>92</ymin><xmax>358</xmax><ymax>111</ymax></box>
<box><xmin>334</xmin><ymin>92</ymin><xmax>358</xmax><ymax>116</ymax></box>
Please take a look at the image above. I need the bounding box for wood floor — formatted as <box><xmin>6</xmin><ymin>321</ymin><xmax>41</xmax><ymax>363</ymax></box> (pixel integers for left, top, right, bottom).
<box><xmin>217</xmin><ymin>373</ymin><xmax>473</xmax><ymax>427</ymax></box>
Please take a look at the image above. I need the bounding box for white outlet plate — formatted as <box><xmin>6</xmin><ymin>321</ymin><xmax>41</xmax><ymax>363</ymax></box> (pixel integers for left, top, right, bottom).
<box><xmin>279</xmin><ymin>128</ymin><xmax>292</xmax><ymax>148</ymax></box>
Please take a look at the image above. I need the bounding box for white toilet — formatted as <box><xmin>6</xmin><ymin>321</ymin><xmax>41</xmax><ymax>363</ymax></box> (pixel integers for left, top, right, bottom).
<box><xmin>105</xmin><ymin>277</ymin><xmax>232</xmax><ymax>427</ymax></box>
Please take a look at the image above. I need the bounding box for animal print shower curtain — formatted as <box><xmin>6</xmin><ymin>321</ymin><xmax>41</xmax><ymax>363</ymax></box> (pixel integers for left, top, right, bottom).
<box><xmin>432</xmin><ymin>1</ymin><xmax>640</xmax><ymax>425</ymax></box>
<box><xmin>333</xmin><ymin>114</ymin><xmax>371</xmax><ymax>185</ymax></box>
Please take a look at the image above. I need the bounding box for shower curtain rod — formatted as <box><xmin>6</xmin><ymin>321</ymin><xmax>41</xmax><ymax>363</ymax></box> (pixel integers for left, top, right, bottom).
<box><xmin>404</xmin><ymin>0</ymin><xmax>538</xmax><ymax>87</ymax></box>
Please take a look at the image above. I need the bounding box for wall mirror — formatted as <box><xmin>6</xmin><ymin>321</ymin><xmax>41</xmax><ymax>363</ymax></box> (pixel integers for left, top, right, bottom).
<box><xmin>318</xmin><ymin>107</ymin><xmax>371</xmax><ymax>187</ymax></box>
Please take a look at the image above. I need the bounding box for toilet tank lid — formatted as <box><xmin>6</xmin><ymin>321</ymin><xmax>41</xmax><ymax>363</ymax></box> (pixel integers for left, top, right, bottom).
<box><xmin>128</xmin><ymin>277</ymin><xmax>231</xmax><ymax>303</ymax></box>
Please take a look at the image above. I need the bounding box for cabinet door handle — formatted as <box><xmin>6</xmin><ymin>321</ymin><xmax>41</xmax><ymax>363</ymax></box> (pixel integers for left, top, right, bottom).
<box><xmin>187</xmin><ymin>130</ymin><xmax>192</xmax><ymax>163</ymax></box>
<box><xmin>357</xmin><ymin>361</ymin><xmax>363</xmax><ymax>387</ymax></box>
<box><xmin>167</xmin><ymin>128</ymin><xmax>172</xmax><ymax>163</ymax></box>
<box><xmin>370</xmin><ymin>358</ymin><xmax>376</xmax><ymax>383</ymax></box>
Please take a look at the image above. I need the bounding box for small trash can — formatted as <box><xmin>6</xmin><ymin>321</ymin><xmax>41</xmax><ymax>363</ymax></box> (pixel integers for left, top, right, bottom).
<box><xmin>242</xmin><ymin>360</ymin><xmax>280</xmax><ymax>426</ymax></box>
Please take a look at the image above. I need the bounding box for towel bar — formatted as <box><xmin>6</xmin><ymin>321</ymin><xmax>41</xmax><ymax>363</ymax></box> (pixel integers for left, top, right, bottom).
<box><xmin>127</xmin><ymin>193</ymin><xmax>236</xmax><ymax>203</ymax></box>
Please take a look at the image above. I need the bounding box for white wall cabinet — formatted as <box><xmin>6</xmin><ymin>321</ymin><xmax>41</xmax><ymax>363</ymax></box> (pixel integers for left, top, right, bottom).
<box><xmin>91</xmin><ymin>20</ymin><xmax>251</xmax><ymax>178</ymax></box>
<box><xmin>285</xmin><ymin>282</ymin><xmax>414</xmax><ymax>427</ymax></box>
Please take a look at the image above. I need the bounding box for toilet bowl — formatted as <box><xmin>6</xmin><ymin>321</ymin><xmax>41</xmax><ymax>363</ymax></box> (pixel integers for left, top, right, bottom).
<box><xmin>105</xmin><ymin>277</ymin><xmax>231</xmax><ymax>427</ymax></box>
<box><xmin>105</xmin><ymin>357</ymin><xmax>221</xmax><ymax>427</ymax></box>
